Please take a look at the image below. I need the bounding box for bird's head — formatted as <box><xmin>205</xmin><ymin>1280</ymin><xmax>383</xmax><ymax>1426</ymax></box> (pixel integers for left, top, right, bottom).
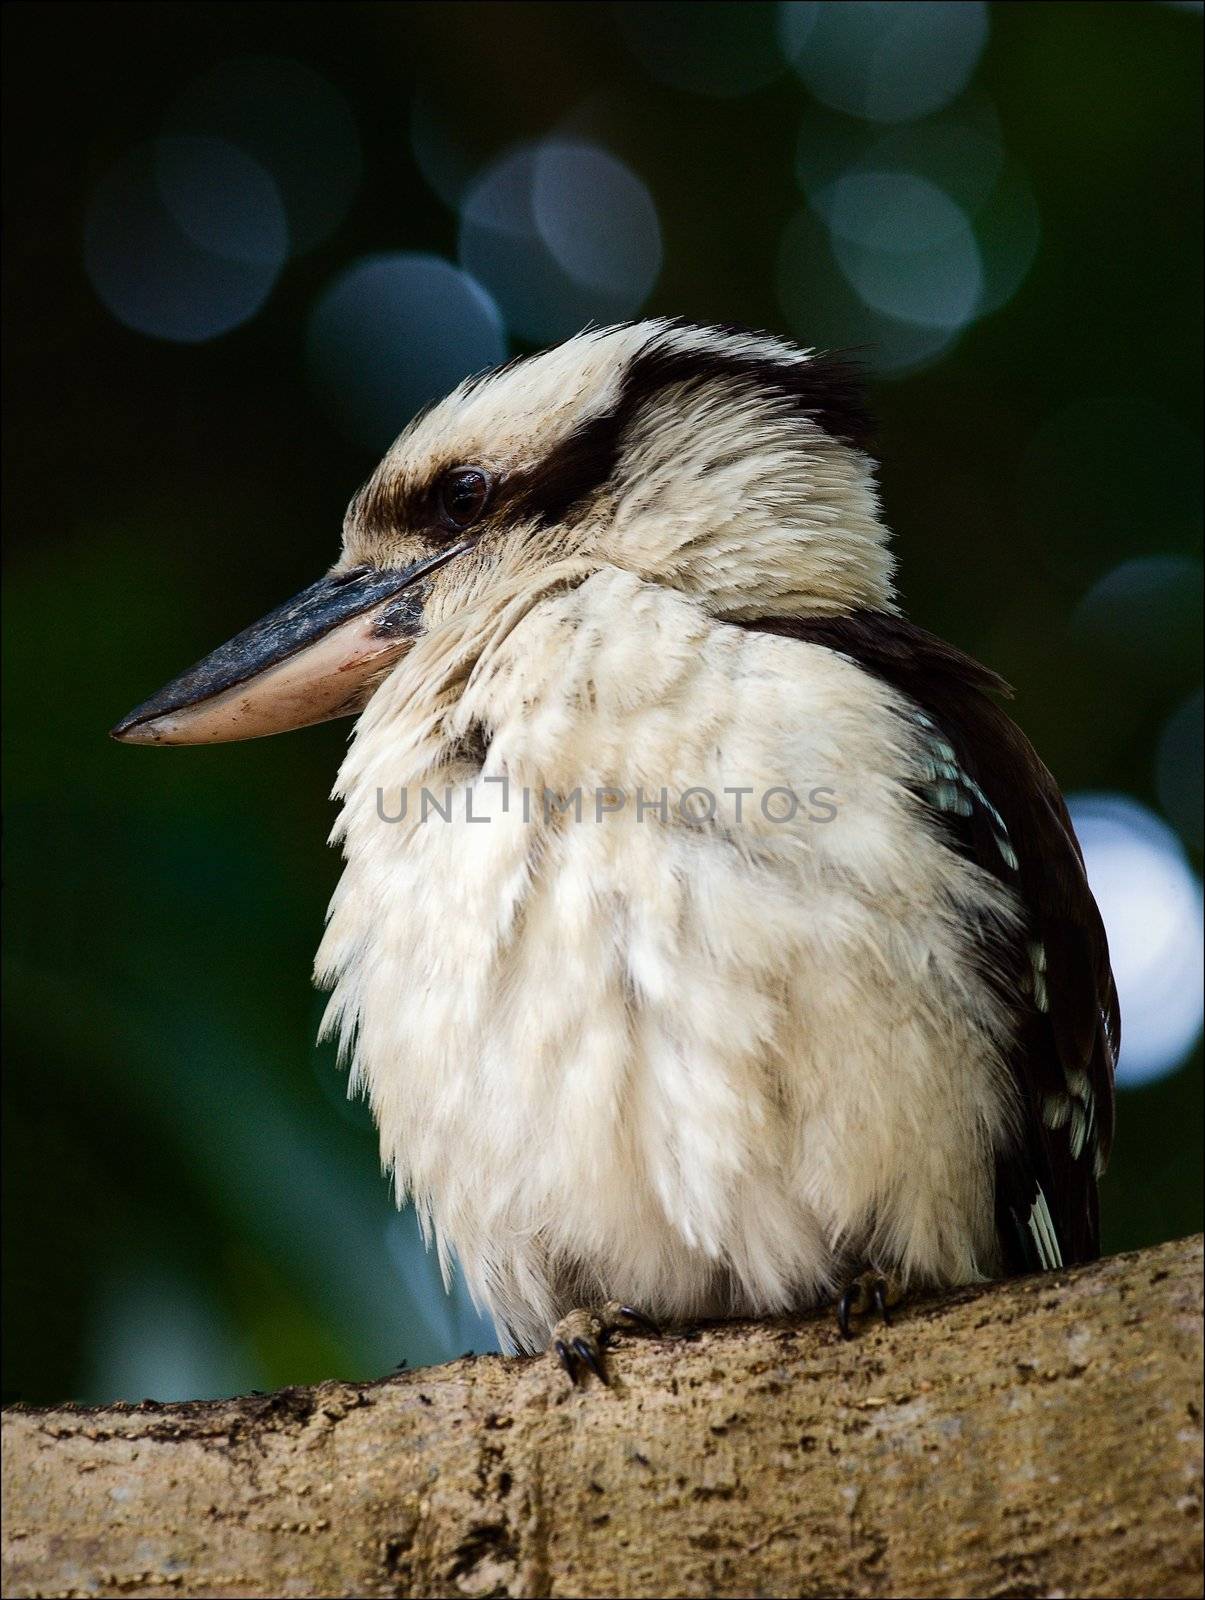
<box><xmin>112</xmin><ymin>318</ymin><xmax>894</xmax><ymax>745</ymax></box>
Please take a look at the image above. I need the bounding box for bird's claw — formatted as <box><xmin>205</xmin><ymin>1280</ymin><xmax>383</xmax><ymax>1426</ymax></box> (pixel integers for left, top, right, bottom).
<box><xmin>873</xmin><ymin>1278</ymin><xmax>892</xmax><ymax>1325</ymax></box>
<box><xmin>573</xmin><ymin>1336</ymin><xmax>608</xmax><ymax>1383</ymax></box>
<box><xmin>548</xmin><ymin>1299</ymin><xmax>660</xmax><ymax>1385</ymax></box>
<box><xmin>836</xmin><ymin>1284</ymin><xmax>858</xmax><ymax>1341</ymax></box>
<box><xmin>615</xmin><ymin>1304</ymin><xmax>661</xmax><ymax>1337</ymax></box>
<box><xmin>835</xmin><ymin>1268</ymin><xmax>903</xmax><ymax>1340</ymax></box>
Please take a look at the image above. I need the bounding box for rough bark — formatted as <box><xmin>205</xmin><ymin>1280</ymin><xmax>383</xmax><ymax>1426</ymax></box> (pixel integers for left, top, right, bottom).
<box><xmin>3</xmin><ymin>1236</ymin><xmax>1202</xmax><ymax>1600</ymax></box>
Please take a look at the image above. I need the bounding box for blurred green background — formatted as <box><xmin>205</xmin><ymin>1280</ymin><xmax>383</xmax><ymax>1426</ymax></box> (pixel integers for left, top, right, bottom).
<box><xmin>3</xmin><ymin>1</ymin><xmax>1201</xmax><ymax>1407</ymax></box>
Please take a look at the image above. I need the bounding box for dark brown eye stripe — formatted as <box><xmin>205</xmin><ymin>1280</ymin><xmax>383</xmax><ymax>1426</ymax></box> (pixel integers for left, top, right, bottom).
<box><xmin>499</xmin><ymin>333</ymin><xmax>873</xmax><ymax>531</ymax></box>
<box><xmin>354</xmin><ymin>464</ymin><xmax>491</xmax><ymax>540</ymax></box>
<box><xmin>353</xmin><ymin>324</ymin><xmax>872</xmax><ymax>539</ymax></box>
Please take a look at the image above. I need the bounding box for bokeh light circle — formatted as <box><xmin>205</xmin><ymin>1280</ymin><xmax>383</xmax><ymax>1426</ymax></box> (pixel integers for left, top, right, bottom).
<box><xmin>1068</xmin><ymin>792</ymin><xmax>1204</xmax><ymax>1087</ymax></box>
<box><xmin>532</xmin><ymin>142</ymin><xmax>662</xmax><ymax>299</ymax></box>
<box><xmin>794</xmin><ymin>98</ymin><xmax>1040</xmax><ymax>326</ymax></box>
<box><xmin>459</xmin><ymin>141</ymin><xmax>661</xmax><ymax>343</ymax></box>
<box><xmin>813</xmin><ymin>171</ymin><xmax>983</xmax><ymax>330</ymax></box>
<box><xmin>1073</xmin><ymin>555</ymin><xmax>1204</xmax><ymax>682</ymax></box>
<box><xmin>154</xmin><ymin>137</ymin><xmax>288</xmax><ymax>265</ymax></box>
<box><xmin>164</xmin><ymin>57</ymin><xmax>362</xmax><ymax>254</ymax></box>
<box><xmin>307</xmin><ymin>254</ymin><xmax>507</xmax><ymax>454</ymax></box>
<box><xmin>855</xmin><ymin>115</ymin><xmax>1005</xmax><ymax>213</ymax></box>
<box><xmin>777</xmin><ymin>205</ymin><xmax>961</xmax><ymax>376</ymax></box>
<box><xmin>779</xmin><ymin>1</ymin><xmax>990</xmax><ymax>123</ymax></box>
<box><xmin>84</xmin><ymin>138</ymin><xmax>287</xmax><ymax>343</ymax></box>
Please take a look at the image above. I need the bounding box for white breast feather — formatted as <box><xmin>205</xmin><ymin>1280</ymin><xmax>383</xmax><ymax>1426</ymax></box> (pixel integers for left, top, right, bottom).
<box><xmin>317</xmin><ymin>569</ymin><xmax>1022</xmax><ymax>1352</ymax></box>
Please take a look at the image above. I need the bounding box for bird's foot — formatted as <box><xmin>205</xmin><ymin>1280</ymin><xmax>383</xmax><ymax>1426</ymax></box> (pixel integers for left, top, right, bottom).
<box><xmin>835</xmin><ymin>1267</ymin><xmax>904</xmax><ymax>1340</ymax></box>
<box><xmin>550</xmin><ymin>1300</ymin><xmax>661</xmax><ymax>1385</ymax></box>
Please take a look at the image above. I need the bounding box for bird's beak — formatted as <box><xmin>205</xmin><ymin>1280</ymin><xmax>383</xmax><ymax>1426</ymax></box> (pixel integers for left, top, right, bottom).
<box><xmin>111</xmin><ymin>542</ymin><xmax>473</xmax><ymax>746</ymax></box>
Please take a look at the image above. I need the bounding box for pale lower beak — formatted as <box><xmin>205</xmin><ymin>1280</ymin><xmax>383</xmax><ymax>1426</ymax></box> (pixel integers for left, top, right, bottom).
<box><xmin>111</xmin><ymin>542</ymin><xmax>472</xmax><ymax>746</ymax></box>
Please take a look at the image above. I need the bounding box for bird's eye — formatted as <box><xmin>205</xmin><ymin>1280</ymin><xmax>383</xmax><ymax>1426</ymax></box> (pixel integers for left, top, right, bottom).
<box><xmin>437</xmin><ymin>467</ymin><xmax>492</xmax><ymax>531</ymax></box>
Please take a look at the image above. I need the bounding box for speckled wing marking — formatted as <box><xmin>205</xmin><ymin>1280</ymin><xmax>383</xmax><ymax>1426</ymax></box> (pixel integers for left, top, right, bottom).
<box><xmin>737</xmin><ymin>611</ymin><xmax>1119</xmax><ymax>1273</ymax></box>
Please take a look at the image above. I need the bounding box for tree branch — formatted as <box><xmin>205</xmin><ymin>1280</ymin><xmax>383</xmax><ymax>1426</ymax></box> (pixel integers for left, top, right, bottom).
<box><xmin>3</xmin><ymin>1235</ymin><xmax>1202</xmax><ymax>1599</ymax></box>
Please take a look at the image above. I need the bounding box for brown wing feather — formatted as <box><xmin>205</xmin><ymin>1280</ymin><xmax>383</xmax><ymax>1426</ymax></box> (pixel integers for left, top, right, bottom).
<box><xmin>737</xmin><ymin>612</ymin><xmax>1118</xmax><ymax>1270</ymax></box>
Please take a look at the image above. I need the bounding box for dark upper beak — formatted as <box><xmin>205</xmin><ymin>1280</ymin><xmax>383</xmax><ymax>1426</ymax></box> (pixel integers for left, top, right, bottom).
<box><xmin>111</xmin><ymin>542</ymin><xmax>473</xmax><ymax>746</ymax></box>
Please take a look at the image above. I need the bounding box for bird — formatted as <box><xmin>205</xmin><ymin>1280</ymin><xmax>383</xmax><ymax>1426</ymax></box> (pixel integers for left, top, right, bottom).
<box><xmin>112</xmin><ymin>318</ymin><xmax>1118</xmax><ymax>1380</ymax></box>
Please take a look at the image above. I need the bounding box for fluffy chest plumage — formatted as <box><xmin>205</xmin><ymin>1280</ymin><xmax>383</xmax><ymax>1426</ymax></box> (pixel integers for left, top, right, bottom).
<box><xmin>317</xmin><ymin>571</ymin><xmax>1022</xmax><ymax>1352</ymax></box>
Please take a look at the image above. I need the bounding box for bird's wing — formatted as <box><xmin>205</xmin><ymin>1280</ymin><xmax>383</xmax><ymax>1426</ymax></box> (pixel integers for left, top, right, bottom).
<box><xmin>737</xmin><ymin>611</ymin><xmax>1119</xmax><ymax>1271</ymax></box>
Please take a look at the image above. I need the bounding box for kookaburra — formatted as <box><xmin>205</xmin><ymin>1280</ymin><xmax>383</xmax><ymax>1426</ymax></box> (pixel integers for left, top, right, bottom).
<box><xmin>113</xmin><ymin>319</ymin><xmax>1118</xmax><ymax>1378</ymax></box>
